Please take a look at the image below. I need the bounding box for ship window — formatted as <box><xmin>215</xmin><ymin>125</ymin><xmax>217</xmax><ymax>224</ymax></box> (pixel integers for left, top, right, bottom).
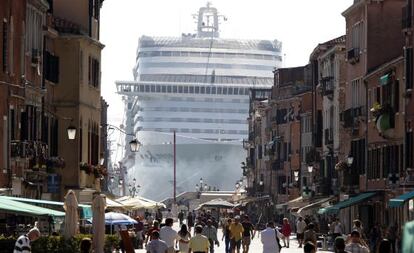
<box><xmin>156</xmin><ymin>85</ymin><xmax>161</xmax><ymax>92</ymax></box>
<box><xmin>178</xmin><ymin>86</ymin><xmax>183</xmax><ymax>93</ymax></box>
<box><xmin>205</xmin><ymin>129</ymin><xmax>214</xmax><ymax>133</ymax></box>
<box><xmin>184</xmin><ymin>86</ymin><xmax>188</xmax><ymax>93</ymax></box>
<box><xmin>172</xmin><ymin>51</ymin><xmax>180</xmax><ymax>56</ymax></box>
<box><xmin>145</xmin><ymin>85</ymin><xmax>150</xmax><ymax>92</ymax></box>
<box><xmin>181</xmin><ymin>128</ymin><xmax>189</xmax><ymax>133</ymax></box>
<box><xmin>173</xmin><ymin>86</ymin><xmax>177</xmax><ymax>93</ymax></box>
<box><xmin>206</xmin><ymin>87</ymin><xmax>211</xmax><ymax>94</ymax></box>
<box><xmin>192</xmin><ymin>129</ymin><xmax>201</xmax><ymax>133</ymax></box>
<box><xmin>167</xmin><ymin>86</ymin><xmax>172</xmax><ymax>93</ymax></box>
<box><xmin>201</xmin><ymin>86</ymin><xmax>205</xmax><ymax>94</ymax></box>
<box><xmin>211</xmin><ymin>87</ymin><xmax>216</xmax><ymax>94</ymax></box>
<box><xmin>195</xmin><ymin>86</ymin><xmax>199</xmax><ymax>93</ymax></box>
<box><xmin>189</xmin><ymin>86</ymin><xmax>194</xmax><ymax>93</ymax></box>
<box><xmin>201</xmin><ymin>52</ymin><xmax>209</xmax><ymax>57</ymax></box>
<box><xmin>233</xmin><ymin>88</ymin><xmax>238</xmax><ymax>95</ymax></box>
<box><xmin>162</xmin><ymin>85</ymin><xmax>166</xmax><ymax>92</ymax></box>
<box><xmin>139</xmin><ymin>85</ymin><xmax>144</xmax><ymax>92</ymax></box>
<box><xmin>223</xmin><ymin>87</ymin><xmax>228</xmax><ymax>94</ymax></box>
<box><xmin>181</xmin><ymin>51</ymin><xmax>188</xmax><ymax>57</ymax></box>
<box><xmin>228</xmin><ymin>87</ymin><xmax>233</xmax><ymax>95</ymax></box>
<box><xmin>150</xmin><ymin>85</ymin><xmax>155</xmax><ymax>92</ymax></box>
<box><xmin>217</xmin><ymin>87</ymin><xmax>222</xmax><ymax>94</ymax></box>
<box><xmin>161</xmin><ymin>51</ymin><xmax>171</xmax><ymax>56</ymax></box>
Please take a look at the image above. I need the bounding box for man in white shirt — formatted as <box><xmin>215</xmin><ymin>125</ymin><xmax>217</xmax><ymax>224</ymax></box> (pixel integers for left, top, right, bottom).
<box><xmin>334</xmin><ymin>219</ymin><xmax>344</xmax><ymax>239</ymax></box>
<box><xmin>260</xmin><ymin>222</ymin><xmax>284</xmax><ymax>253</ymax></box>
<box><xmin>296</xmin><ymin>217</ymin><xmax>307</xmax><ymax>248</ymax></box>
<box><xmin>345</xmin><ymin>230</ymin><xmax>369</xmax><ymax>253</ymax></box>
<box><xmin>159</xmin><ymin>218</ymin><xmax>178</xmax><ymax>253</ymax></box>
<box><xmin>146</xmin><ymin>231</ymin><xmax>168</xmax><ymax>253</ymax></box>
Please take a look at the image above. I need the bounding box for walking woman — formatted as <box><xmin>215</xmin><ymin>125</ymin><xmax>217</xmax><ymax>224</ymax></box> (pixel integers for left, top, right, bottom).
<box><xmin>177</xmin><ymin>224</ymin><xmax>191</xmax><ymax>253</ymax></box>
<box><xmin>281</xmin><ymin>218</ymin><xmax>292</xmax><ymax>248</ymax></box>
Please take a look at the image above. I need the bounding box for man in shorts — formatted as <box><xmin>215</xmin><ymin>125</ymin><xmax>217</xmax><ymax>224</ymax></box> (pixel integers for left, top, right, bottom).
<box><xmin>241</xmin><ymin>215</ymin><xmax>255</xmax><ymax>253</ymax></box>
<box><xmin>229</xmin><ymin>216</ymin><xmax>244</xmax><ymax>253</ymax></box>
<box><xmin>296</xmin><ymin>216</ymin><xmax>307</xmax><ymax>248</ymax></box>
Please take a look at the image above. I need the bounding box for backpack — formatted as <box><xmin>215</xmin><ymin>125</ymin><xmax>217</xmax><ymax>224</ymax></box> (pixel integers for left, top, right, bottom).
<box><xmin>275</xmin><ymin>229</ymin><xmax>282</xmax><ymax>251</ymax></box>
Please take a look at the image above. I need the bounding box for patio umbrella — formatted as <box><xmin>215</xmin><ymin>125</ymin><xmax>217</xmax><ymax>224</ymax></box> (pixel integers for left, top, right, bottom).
<box><xmin>92</xmin><ymin>194</ymin><xmax>106</xmax><ymax>253</ymax></box>
<box><xmin>63</xmin><ymin>190</ymin><xmax>79</xmax><ymax>239</ymax></box>
<box><xmin>198</xmin><ymin>198</ymin><xmax>235</xmax><ymax>209</ymax></box>
<box><xmin>104</xmin><ymin>212</ymin><xmax>138</xmax><ymax>225</ymax></box>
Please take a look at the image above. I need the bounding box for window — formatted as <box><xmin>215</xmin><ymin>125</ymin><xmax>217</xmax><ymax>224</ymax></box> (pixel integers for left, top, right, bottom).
<box><xmin>44</xmin><ymin>51</ymin><xmax>59</xmax><ymax>83</ymax></box>
<box><xmin>150</xmin><ymin>85</ymin><xmax>155</xmax><ymax>92</ymax></box>
<box><xmin>155</xmin><ymin>85</ymin><xmax>161</xmax><ymax>93</ymax></box>
<box><xmin>350</xmin><ymin>21</ymin><xmax>364</xmax><ymax>50</ymax></box>
<box><xmin>405</xmin><ymin>47</ymin><xmax>413</xmax><ymax>90</ymax></box>
<box><xmin>351</xmin><ymin>78</ymin><xmax>365</xmax><ymax>108</ymax></box>
<box><xmin>25</xmin><ymin>4</ymin><xmax>44</xmax><ymax>53</ymax></box>
<box><xmin>88</xmin><ymin>56</ymin><xmax>100</xmax><ymax>88</ymax></box>
<box><xmin>167</xmin><ymin>86</ymin><xmax>171</xmax><ymax>93</ymax></box>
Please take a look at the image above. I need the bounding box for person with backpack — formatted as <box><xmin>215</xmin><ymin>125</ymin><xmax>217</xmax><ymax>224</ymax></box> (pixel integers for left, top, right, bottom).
<box><xmin>260</xmin><ymin>221</ymin><xmax>284</xmax><ymax>253</ymax></box>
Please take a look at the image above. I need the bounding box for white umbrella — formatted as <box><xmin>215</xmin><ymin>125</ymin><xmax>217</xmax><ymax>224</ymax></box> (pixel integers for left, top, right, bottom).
<box><xmin>92</xmin><ymin>194</ymin><xmax>106</xmax><ymax>253</ymax></box>
<box><xmin>104</xmin><ymin>212</ymin><xmax>138</xmax><ymax>225</ymax></box>
<box><xmin>63</xmin><ymin>190</ymin><xmax>79</xmax><ymax>239</ymax></box>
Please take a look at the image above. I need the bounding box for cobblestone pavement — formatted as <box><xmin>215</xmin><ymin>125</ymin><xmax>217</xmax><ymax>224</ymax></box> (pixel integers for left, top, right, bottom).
<box><xmin>135</xmin><ymin>223</ymin><xmax>333</xmax><ymax>253</ymax></box>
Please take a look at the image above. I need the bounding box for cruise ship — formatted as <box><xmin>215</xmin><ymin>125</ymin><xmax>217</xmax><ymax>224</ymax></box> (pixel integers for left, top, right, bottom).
<box><xmin>116</xmin><ymin>3</ymin><xmax>282</xmax><ymax>200</ymax></box>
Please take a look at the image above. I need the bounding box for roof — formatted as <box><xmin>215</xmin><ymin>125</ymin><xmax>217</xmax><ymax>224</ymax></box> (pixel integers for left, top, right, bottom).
<box><xmin>309</xmin><ymin>35</ymin><xmax>346</xmax><ymax>60</ymax></box>
<box><xmin>0</xmin><ymin>197</ymin><xmax>65</xmax><ymax>217</ymax></box>
<box><xmin>318</xmin><ymin>192</ymin><xmax>377</xmax><ymax>215</ymax></box>
<box><xmin>139</xmin><ymin>36</ymin><xmax>282</xmax><ymax>52</ymax></box>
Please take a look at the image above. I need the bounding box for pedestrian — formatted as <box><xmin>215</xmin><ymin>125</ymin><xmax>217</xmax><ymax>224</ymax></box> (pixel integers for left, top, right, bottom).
<box><xmin>378</xmin><ymin>239</ymin><xmax>392</xmax><ymax>253</ymax></box>
<box><xmin>146</xmin><ymin>231</ymin><xmax>168</xmax><ymax>253</ymax></box>
<box><xmin>177</xmin><ymin>224</ymin><xmax>191</xmax><ymax>253</ymax></box>
<box><xmin>304</xmin><ymin>223</ymin><xmax>317</xmax><ymax>247</ymax></box>
<box><xmin>304</xmin><ymin>241</ymin><xmax>316</xmax><ymax>253</ymax></box>
<box><xmin>334</xmin><ymin>236</ymin><xmax>349</xmax><ymax>253</ymax></box>
<box><xmin>297</xmin><ymin>217</ymin><xmax>307</xmax><ymax>248</ymax></box>
<box><xmin>166</xmin><ymin>209</ymin><xmax>173</xmax><ymax>220</ymax></box>
<box><xmin>353</xmin><ymin>220</ymin><xmax>364</xmax><ymax>237</ymax></box>
<box><xmin>159</xmin><ymin>218</ymin><xmax>178</xmax><ymax>253</ymax></box>
<box><xmin>135</xmin><ymin>216</ymin><xmax>145</xmax><ymax>249</ymax></box>
<box><xmin>241</xmin><ymin>215</ymin><xmax>255</xmax><ymax>253</ymax></box>
<box><xmin>345</xmin><ymin>230</ymin><xmax>369</xmax><ymax>253</ymax></box>
<box><xmin>229</xmin><ymin>216</ymin><xmax>244</xmax><ymax>253</ymax></box>
<box><xmin>145</xmin><ymin>220</ymin><xmax>160</xmax><ymax>246</ymax></box>
<box><xmin>222</xmin><ymin>218</ymin><xmax>232</xmax><ymax>253</ymax></box>
<box><xmin>333</xmin><ymin>218</ymin><xmax>344</xmax><ymax>240</ymax></box>
<box><xmin>189</xmin><ymin>225</ymin><xmax>210</xmax><ymax>253</ymax></box>
<box><xmin>156</xmin><ymin>209</ymin><xmax>163</xmax><ymax>223</ymax></box>
<box><xmin>281</xmin><ymin>217</ymin><xmax>292</xmax><ymax>248</ymax></box>
<box><xmin>202</xmin><ymin>219</ymin><xmax>219</xmax><ymax>253</ymax></box>
<box><xmin>187</xmin><ymin>211</ymin><xmax>195</xmax><ymax>233</ymax></box>
<box><xmin>80</xmin><ymin>237</ymin><xmax>92</xmax><ymax>253</ymax></box>
<box><xmin>260</xmin><ymin>221</ymin><xmax>283</xmax><ymax>253</ymax></box>
<box><xmin>369</xmin><ymin>223</ymin><xmax>381</xmax><ymax>253</ymax></box>
<box><xmin>386</xmin><ymin>223</ymin><xmax>397</xmax><ymax>253</ymax></box>
<box><xmin>13</xmin><ymin>227</ymin><xmax>41</xmax><ymax>253</ymax></box>
<box><xmin>178</xmin><ymin>210</ymin><xmax>184</xmax><ymax>225</ymax></box>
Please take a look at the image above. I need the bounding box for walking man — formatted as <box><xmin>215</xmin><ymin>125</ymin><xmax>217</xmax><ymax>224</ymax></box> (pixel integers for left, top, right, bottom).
<box><xmin>202</xmin><ymin>219</ymin><xmax>219</xmax><ymax>253</ymax></box>
<box><xmin>345</xmin><ymin>230</ymin><xmax>369</xmax><ymax>253</ymax></box>
<box><xmin>229</xmin><ymin>216</ymin><xmax>244</xmax><ymax>253</ymax></box>
<box><xmin>260</xmin><ymin>221</ymin><xmax>283</xmax><ymax>253</ymax></box>
<box><xmin>241</xmin><ymin>215</ymin><xmax>255</xmax><ymax>253</ymax></box>
<box><xmin>13</xmin><ymin>227</ymin><xmax>41</xmax><ymax>253</ymax></box>
<box><xmin>146</xmin><ymin>231</ymin><xmax>168</xmax><ymax>253</ymax></box>
<box><xmin>160</xmin><ymin>218</ymin><xmax>178</xmax><ymax>253</ymax></box>
<box><xmin>296</xmin><ymin>217</ymin><xmax>307</xmax><ymax>248</ymax></box>
<box><xmin>178</xmin><ymin>211</ymin><xmax>185</xmax><ymax>225</ymax></box>
<box><xmin>189</xmin><ymin>225</ymin><xmax>210</xmax><ymax>253</ymax></box>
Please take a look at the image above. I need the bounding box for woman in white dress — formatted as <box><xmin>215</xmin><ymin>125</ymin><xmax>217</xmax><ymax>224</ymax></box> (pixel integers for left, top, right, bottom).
<box><xmin>177</xmin><ymin>224</ymin><xmax>191</xmax><ymax>253</ymax></box>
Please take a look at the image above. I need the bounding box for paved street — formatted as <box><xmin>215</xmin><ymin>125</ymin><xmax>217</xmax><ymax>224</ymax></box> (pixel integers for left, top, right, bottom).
<box><xmin>135</xmin><ymin>222</ymin><xmax>333</xmax><ymax>253</ymax></box>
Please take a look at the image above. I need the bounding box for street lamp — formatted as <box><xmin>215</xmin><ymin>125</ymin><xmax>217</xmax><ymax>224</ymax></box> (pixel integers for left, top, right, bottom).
<box><xmin>308</xmin><ymin>165</ymin><xmax>314</xmax><ymax>173</ymax></box>
<box><xmin>129</xmin><ymin>139</ymin><xmax>141</xmax><ymax>152</ymax></box>
<box><xmin>128</xmin><ymin>178</ymin><xmax>140</xmax><ymax>197</ymax></box>
<box><xmin>347</xmin><ymin>156</ymin><xmax>354</xmax><ymax>166</ymax></box>
<box><xmin>67</xmin><ymin>125</ymin><xmax>76</xmax><ymax>140</ymax></box>
<box><xmin>294</xmin><ymin>171</ymin><xmax>299</xmax><ymax>182</ymax></box>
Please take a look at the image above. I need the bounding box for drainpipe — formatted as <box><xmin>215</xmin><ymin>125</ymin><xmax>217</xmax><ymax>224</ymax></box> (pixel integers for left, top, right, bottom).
<box><xmin>364</xmin><ymin>80</ymin><xmax>369</xmax><ymax>192</ymax></box>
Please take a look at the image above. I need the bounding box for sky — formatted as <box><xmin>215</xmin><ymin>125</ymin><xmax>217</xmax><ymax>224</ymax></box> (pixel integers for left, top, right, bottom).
<box><xmin>99</xmin><ymin>0</ymin><xmax>353</xmax><ymax>160</ymax></box>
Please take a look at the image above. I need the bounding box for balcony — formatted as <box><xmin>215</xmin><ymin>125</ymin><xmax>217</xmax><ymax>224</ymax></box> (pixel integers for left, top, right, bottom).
<box><xmin>324</xmin><ymin>128</ymin><xmax>333</xmax><ymax>146</ymax></box>
<box><xmin>11</xmin><ymin>141</ymin><xmax>48</xmax><ymax>159</ymax></box>
<box><xmin>347</xmin><ymin>48</ymin><xmax>360</xmax><ymax>64</ymax></box>
<box><xmin>321</xmin><ymin>76</ymin><xmax>334</xmax><ymax>97</ymax></box>
<box><xmin>402</xmin><ymin>5</ymin><xmax>412</xmax><ymax>30</ymax></box>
